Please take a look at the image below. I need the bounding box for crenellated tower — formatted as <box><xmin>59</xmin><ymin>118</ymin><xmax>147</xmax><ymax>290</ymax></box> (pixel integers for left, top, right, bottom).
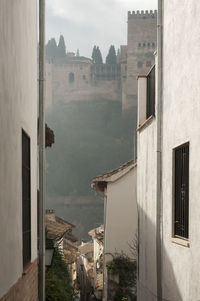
<box><xmin>123</xmin><ymin>10</ymin><xmax>157</xmax><ymax>110</ymax></box>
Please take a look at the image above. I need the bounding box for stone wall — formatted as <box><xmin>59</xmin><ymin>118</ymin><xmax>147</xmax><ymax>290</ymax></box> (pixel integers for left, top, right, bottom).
<box><xmin>46</xmin><ymin>59</ymin><xmax>122</xmax><ymax>108</ymax></box>
<box><xmin>124</xmin><ymin>10</ymin><xmax>157</xmax><ymax>109</ymax></box>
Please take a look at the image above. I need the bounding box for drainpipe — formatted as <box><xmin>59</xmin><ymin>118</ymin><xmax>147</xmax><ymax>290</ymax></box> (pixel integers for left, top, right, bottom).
<box><xmin>103</xmin><ymin>187</ymin><xmax>107</xmax><ymax>301</ymax></box>
<box><xmin>38</xmin><ymin>0</ymin><xmax>46</xmax><ymax>300</ymax></box>
<box><xmin>156</xmin><ymin>1</ymin><xmax>163</xmax><ymax>301</ymax></box>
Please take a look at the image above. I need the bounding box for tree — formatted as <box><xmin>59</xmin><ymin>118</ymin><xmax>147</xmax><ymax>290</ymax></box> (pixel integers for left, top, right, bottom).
<box><xmin>57</xmin><ymin>35</ymin><xmax>66</xmax><ymax>58</ymax></box>
<box><xmin>106</xmin><ymin>45</ymin><xmax>117</xmax><ymax>64</ymax></box>
<box><xmin>46</xmin><ymin>247</ymin><xmax>74</xmax><ymax>301</ymax></box>
<box><xmin>46</xmin><ymin>38</ymin><xmax>58</xmax><ymax>58</ymax></box>
<box><xmin>92</xmin><ymin>45</ymin><xmax>97</xmax><ymax>62</ymax></box>
<box><xmin>96</xmin><ymin>46</ymin><xmax>103</xmax><ymax>64</ymax></box>
<box><xmin>91</xmin><ymin>46</ymin><xmax>103</xmax><ymax>64</ymax></box>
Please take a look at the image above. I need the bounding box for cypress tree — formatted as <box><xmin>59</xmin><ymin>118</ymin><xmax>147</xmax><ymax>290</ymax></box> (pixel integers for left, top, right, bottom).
<box><xmin>46</xmin><ymin>38</ymin><xmax>58</xmax><ymax>58</ymax></box>
<box><xmin>106</xmin><ymin>45</ymin><xmax>117</xmax><ymax>64</ymax></box>
<box><xmin>96</xmin><ymin>47</ymin><xmax>103</xmax><ymax>64</ymax></box>
<box><xmin>57</xmin><ymin>35</ymin><xmax>66</xmax><ymax>58</ymax></box>
<box><xmin>92</xmin><ymin>45</ymin><xmax>97</xmax><ymax>62</ymax></box>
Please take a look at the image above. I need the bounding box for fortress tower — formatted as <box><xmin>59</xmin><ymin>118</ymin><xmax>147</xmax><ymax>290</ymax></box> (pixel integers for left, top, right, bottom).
<box><xmin>123</xmin><ymin>10</ymin><xmax>157</xmax><ymax>109</ymax></box>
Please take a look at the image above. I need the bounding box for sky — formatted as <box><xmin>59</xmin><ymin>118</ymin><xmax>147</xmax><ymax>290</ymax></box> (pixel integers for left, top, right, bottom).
<box><xmin>46</xmin><ymin>0</ymin><xmax>157</xmax><ymax>60</ymax></box>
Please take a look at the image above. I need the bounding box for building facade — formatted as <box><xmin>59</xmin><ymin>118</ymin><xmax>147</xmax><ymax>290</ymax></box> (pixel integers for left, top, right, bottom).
<box><xmin>0</xmin><ymin>1</ymin><xmax>38</xmax><ymax>300</ymax></box>
<box><xmin>137</xmin><ymin>2</ymin><xmax>200</xmax><ymax>300</ymax></box>
<box><xmin>123</xmin><ymin>10</ymin><xmax>157</xmax><ymax>110</ymax></box>
<box><xmin>93</xmin><ymin>160</ymin><xmax>137</xmax><ymax>301</ymax></box>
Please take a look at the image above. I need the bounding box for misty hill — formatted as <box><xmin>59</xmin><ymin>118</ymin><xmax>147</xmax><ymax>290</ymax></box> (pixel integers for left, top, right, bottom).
<box><xmin>46</xmin><ymin>98</ymin><xmax>136</xmax><ymax>239</ymax></box>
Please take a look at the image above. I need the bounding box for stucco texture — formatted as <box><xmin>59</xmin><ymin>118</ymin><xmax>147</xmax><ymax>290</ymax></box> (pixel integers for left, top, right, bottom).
<box><xmin>0</xmin><ymin>0</ymin><xmax>38</xmax><ymax>298</ymax></box>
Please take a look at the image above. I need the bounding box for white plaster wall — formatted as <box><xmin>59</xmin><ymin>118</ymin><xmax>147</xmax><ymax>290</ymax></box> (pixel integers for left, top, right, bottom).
<box><xmin>0</xmin><ymin>0</ymin><xmax>37</xmax><ymax>297</ymax></box>
<box><xmin>137</xmin><ymin>120</ymin><xmax>157</xmax><ymax>301</ymax></box>
<box><xmin>162</xmin><ymin>2</ymin><xmax>200</xmax><ymax>300</ymax></box>
<box><xmin>105</xmin><ymin>166</ymin><xmax>137</xmax><ymax>261</ymax></box>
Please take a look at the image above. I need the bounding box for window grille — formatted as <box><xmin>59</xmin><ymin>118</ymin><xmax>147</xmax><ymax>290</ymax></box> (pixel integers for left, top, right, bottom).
<box><xmin>22</xmin><ymin>130</ymin><xmax>31</xmax><ymax>267</ymax></box>
<box><xmin>174</xmin><ymin>143</ymin><xmax>189</xmax><ymax>239</ymax></box>
<box><xmin>146</xmin><ymin>65</ymin><xmax>155</xmax><ymax>118</ymax></box>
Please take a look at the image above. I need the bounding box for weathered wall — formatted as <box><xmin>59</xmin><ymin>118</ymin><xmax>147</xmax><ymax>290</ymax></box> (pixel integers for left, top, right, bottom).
<box><xmin>46</xmin><ymin>60</ymin><xmax>121</xmax><ymax>108</ymax></box>
<box><xmin>137</xmin><ymin>117</ymin><xmax>157</xmax><ymax>300</ymax></box>
<box><xmin>0</xmin><ymin>0</ymin><xmax>38</xmax><ymax>299</ymax></box>
<box><xmin>105</xmin><ymin>165</ymin><xmax>137</xmax><ymax>260</ymax></box>
<box><xmin>125</xmin><ymin>10</ymin><xmax>157</xmax><ymax>109</ymax></box>
<box><xmin>162</xmin><ymin>2</ymin><xmax>200</xmax><ymax>300</ymax></box>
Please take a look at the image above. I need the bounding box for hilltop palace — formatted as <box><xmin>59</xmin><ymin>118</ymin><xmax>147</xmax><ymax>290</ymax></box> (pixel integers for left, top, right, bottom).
<box><xmin>46</xmin><ymin>10</ymin><xmax>157</xmax><ymax>111</ymax></box>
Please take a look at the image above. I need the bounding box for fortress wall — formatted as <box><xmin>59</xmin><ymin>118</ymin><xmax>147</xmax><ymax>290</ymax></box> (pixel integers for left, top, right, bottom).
<box><xmin>125</xmin><ymin>10</ymin><xmax>157</xmax><ymax>108</ymax></box>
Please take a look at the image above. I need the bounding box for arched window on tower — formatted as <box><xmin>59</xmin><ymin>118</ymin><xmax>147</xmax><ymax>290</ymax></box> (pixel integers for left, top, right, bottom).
<box><xmin>69</xmin><ymin>72</ymin><xmax>75</xmax><ymax>83</ymax></box>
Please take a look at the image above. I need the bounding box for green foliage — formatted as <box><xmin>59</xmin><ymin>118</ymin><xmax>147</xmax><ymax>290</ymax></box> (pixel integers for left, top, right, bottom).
<box><xmin>107</xmin><ymin>254</ymin><xmax>137</xmax><ymax>301</ymax></box>
<box><xmin>92</xmin><ymin>45</ymin><xmax>103</xmax><ymax>64</ymax></box>
<box><xmin>46</xmin><ymin>99</ymin><xmax>136</xmax><ymax>198</ymax></box>
<box><xmin>106</xmin><ymin>45</ymin><xmax>117</xmax><ymax>64</ymax></box>
<box><xmin>46</xmin><ymin>38</ymin><xmax>58</xmax><ymax>59</ymax></box>
<box><xmin>46</xmin><ymin>247</ymin><xmax>74</xmax><ymax>301</ymax></box>
<box><xmin>57</xmin><ymin>35</ymin><xmax>66</xmax><ymax>58</ymax></box>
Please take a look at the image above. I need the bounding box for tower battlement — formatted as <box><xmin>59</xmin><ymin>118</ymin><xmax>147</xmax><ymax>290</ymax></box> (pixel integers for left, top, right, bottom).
<box><xmin>128</xmin><ymin>10</ymin><xmax>157</xmax><ymax>19</ymax></box>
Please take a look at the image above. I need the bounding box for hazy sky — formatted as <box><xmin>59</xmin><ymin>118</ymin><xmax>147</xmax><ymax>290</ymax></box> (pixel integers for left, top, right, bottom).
<box><xmin>46</xmin><ymin>0</ymin><xmax>157</xmax><ymax>60</ymax></box>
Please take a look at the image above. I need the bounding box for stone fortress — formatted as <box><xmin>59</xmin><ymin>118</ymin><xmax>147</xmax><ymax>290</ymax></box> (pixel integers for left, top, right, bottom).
<box><xmin>45</xmin><ymin>10</ymin><xmax>157</xmax><ymax>111</ymax></box>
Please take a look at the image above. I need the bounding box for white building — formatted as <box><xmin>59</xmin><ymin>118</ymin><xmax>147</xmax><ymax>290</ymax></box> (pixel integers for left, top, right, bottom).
<box><xmin>0</xmin><ymin>1</ymin><xmax>38</xmax><ymax>300</ymax></box>
<box><xmin>93</xmin><ymin>159</ymin><xmax>137</xmax><ymax>300</ymax></box>
<box><xmin>137</xmin><ymin>1</ymin><xmax>200</xmax><ymax>300</ymax></box>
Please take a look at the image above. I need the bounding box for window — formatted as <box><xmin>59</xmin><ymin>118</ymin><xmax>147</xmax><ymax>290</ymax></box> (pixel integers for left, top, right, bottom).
<box><xmin>143</xmin><ymin>42</ymin><xmax>146</xmax><ymax>47</ymax></box>
<box><xmin>137</xmin><ymin>61</ymin><xmax>143</xmax><ymax>68</ymax></box>
<box><xmin>152</xmin><ymin>42</ymin><xmax>155</xmax><ymax>48</ymax></box>
<box><xmin>138</xmin><ymin>43</ymin><xmax>141</xmax><ymax>47</ymax></box>
<box><xmin>82</xmin><ymin>75</ymin><xmax>86</xmax><ymax>80</ymax></box>
<box><xmin>146</xmin><ymin>65</ymin><xmax>155</xmax><ymax>118</ymax></box>
<box><xmin>22</xmin><ymin>130</ymin><xmax>31</xmax><ymax>267</ymax></box>
<box><xmin>173</xmin><ymin>143</ymin><xmax>189</xmax><ymax>239</ymax></box>
<box><xmin>69</xmin><ymin>72</ymin><xmax>74</xmax><ymax>83</ymax></box>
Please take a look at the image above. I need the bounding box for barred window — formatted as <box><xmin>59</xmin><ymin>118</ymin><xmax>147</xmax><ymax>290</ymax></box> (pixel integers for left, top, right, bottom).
<box><xmin>173</xmin><ymin>143</ymin><xmax>189</xmax><ymax>239</ymax></box>
<box><xmin>22</xmin><ymin>130</ymin><xmax>31</xmax><ymax>267</ymax></box>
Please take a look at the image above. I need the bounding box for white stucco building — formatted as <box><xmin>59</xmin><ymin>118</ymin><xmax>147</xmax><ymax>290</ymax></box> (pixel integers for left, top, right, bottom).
<box><xmin>137</xmin><ymin>1</ymin><xmax>200</xmax><ymax>300</ymax></box>
<box><xmin>0</xmin><ymin>1</ymin><xmax>38</xmax><ymax>300</ymax></box>
<box><xmin>93</xmin><ymin>159</ymin><xmax>137</xmax><ymax>300</ymax></box>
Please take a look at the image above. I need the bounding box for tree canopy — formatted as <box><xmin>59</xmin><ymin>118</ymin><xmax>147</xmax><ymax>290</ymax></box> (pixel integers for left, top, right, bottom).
<box><xmin>46</xmin><ymin>38</ymin><xmax>58</xmax><ymax>59</ymax></box>
<box><xmin>106</xmin><ymin>45</ymin><xmax>117</xmax><ymax>64</ymax></box>
<box><xmin>91</xmin><ymin>45</ymin><xmax>103</xmax><ymax>64</ymax></box>
<box><xmin>57</xmin><ymin>35</ymin><xmax>66</xmax><ymax>58</ymax></box>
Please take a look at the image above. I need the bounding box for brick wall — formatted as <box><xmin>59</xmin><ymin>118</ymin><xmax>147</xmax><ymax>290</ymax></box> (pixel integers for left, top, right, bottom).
<box><xmin>0</xmin><ymin>259</ymin><xmax>38</xmax><ymax>301</ymax></box>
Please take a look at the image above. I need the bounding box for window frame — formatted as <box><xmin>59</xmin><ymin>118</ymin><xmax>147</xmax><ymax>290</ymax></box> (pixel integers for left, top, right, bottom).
<box><xmin>172</xmin><ymin>142</ymin><xmax>189</xmax><ymax>241</ymax></box>
<box><xmin>22</xmin><ymin>129</ymin><xmax>31</xmax><ymax>268</ymax></box>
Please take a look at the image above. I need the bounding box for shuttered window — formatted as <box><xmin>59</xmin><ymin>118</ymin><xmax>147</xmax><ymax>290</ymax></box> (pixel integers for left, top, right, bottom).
<box><xmin>174</xmin><ymin>143</ymin><xmax>189</xmax><ymax>239</ymax></box>
<box><xmin>146</xmin><ymin>65</ymin><xmax>155</xmax><ymax>118</ymax></box>
<box><xmin>22</xmin><ymin>130</ymin><xmax>31</xmax><ymax>267</ymax></box>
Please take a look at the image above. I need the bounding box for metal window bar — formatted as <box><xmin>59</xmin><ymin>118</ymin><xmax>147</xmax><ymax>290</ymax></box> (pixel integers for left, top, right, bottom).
<box><xmin>174</xmin><ymin>143</ymin><xmax>189</xmax><ymax>239</ymax></box>
<box><xmin>146</xmin><ymin>65</ymin><xmax>155</xmax><ymax>119</ymax></box>
<box><xmin>22</xmin><ymin>130</ymin><xmax>31</xmax><ymax>267</ymax></box>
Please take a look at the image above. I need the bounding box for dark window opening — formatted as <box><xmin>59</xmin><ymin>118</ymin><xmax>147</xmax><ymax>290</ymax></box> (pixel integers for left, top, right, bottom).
<box><xmin>143</xmin><ymin>43</ymin><xmax>146</xmax><ymax>47</ymax></box>
<box><xmin>82</xmin><ymin>75</ymin><xmax>86</xmax><ymax>80</ymax></box>
<box><xmin>152</xmin><ymin>42</ymin><xmax>155</xmax><ymax>48</ymax></box>
<box><xmin>69</xmin><ymin>72</ymin><xmax>75</xmax><ymax>83</ymax></box>
<box><xmin>174</xmin><ymin>143</ymin><xmax>189</xmax><ymax>239</ymax></box>
<box><xmin>22</xmin><ymin>130</ymin><xmax>31</xmax><ymax>268</ymax></box>
<box><xmin>146</xmin><ymin>65</ymin><xmax>155</xmax><ymax>118</ymax></box>
<box><xmin>138</xmin><ymin>43</ymin><xmax>141</xmax><ymax>47</ymax></box>
<box><xmin>137</xmin><ymin>61</ymin><xmax>143</xmax><ymax>68</ymax></box>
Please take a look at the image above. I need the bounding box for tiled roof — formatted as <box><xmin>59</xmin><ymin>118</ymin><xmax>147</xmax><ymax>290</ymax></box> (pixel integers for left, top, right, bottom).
<box><xmin>78</xmin><ymin>242</ymin><xmax>93</xmax><ymax>255</ymax></box>
<box><xmin>88</xmin><ymin>225</ymin><xmax>104</xmax><ymax>242</ymax></box>
<box><xmin>45</xmin><ymin>211</ymin><xmax>73</xmax><ymax>239</ymax></box>
<box><xmin>92</xmin><ymin>159</ymin><xmax>137</xmax><ymax>191</ymax></box>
